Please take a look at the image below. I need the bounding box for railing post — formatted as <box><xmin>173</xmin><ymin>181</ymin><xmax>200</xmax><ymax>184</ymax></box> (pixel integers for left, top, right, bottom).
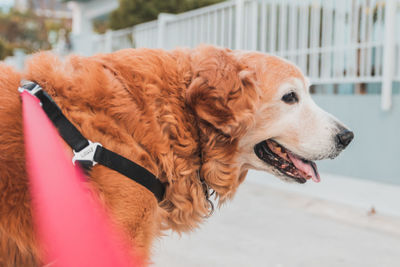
<box><xmin>14</xmin><ymin>49</ymin><xmax>25</xmax><ymax>71</ymax></box>
<box><xmin>157</xmin><ymin>13</ymin><xmax>176</xmax><ymax>49</ymax></box>
<box><xmin>104</xmin><ymin>30</ymin><xmax>113</xmax><ymax>53</ymax></box>
<box><xmin>250</xmin><ymin>0</ymin><xmax>258</xmax><ymax>50</ymax></box>
<box><xmin>382</xmin><ymin>0</ymin><xmax>396</xmax><ymax>111</ymax></box>
<box><xmin>235</xmin><ymin>0</ymin><xmax>244</xmax><ymax>49</ymax></box>
<box><xmin>67</xmin><ymin>1</ymin><xmax>94</xmax><ymax>56</ymax></box>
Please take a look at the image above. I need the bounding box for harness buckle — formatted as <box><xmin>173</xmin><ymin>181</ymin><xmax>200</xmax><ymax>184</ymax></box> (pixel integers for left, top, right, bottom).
<box><xmin>18</xmin><ymin>80</ymin><xmax>42</xmax><ymax>96</ymax></box>
<box><xmin>72</xmin><ymin>141</ymin><xmax>102</xmax><ymax>167</ymax></box>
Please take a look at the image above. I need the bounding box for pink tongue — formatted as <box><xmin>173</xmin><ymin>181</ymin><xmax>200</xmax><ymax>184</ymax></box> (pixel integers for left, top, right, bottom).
<box><xmin>288</xmin><ymin>153</ymin><xmax>320</xmax><ymax>183</ymax></box>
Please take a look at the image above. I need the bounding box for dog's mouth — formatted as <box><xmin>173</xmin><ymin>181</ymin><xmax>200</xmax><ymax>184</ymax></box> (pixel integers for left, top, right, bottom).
<box><xmin>254</xmin><ymin>140</ymin><xmax>320</xmax><ymax>184</ymax></box>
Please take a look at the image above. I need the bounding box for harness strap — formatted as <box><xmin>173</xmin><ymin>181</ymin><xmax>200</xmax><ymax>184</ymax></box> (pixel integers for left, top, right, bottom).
<box><xmin>93</xmin><ymin>146</ymin><xmax>165</xmax><ymax>199</ymax></box>
<box><xmin>19</xmin><ymin>81</ymin><xmax>165</xmax><ymax>202</ymax></box>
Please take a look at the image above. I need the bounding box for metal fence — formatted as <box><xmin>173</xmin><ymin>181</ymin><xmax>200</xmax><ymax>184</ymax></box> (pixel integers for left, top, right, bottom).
<box><xmin>62</xmin><ymin>0</ymin><xmax>400</xmax><ymax>110</ymax></box>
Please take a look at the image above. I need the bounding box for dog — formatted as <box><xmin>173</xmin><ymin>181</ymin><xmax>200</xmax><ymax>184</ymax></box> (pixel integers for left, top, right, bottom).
<box><xmin>0</xmin><ymin>45</ymin><xmax>353</xmax><ymax>266</ymax></box>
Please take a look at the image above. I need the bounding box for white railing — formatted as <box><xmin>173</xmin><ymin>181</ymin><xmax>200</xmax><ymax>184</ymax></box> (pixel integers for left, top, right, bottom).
<box><xmin>163</xmin><ymin>1</ymin><xmax>237</xmax><ymax>49</ymax></box>
<box><xmin>257</xmin><ymin>0</ymin><xmax>385</xmax><ymax>84</ymax></box>
<box><xmin>133</xmin><ymin>20</ymin><xmax>158</xmax><ymax>48</ymax></box>
<box><xmin>72</xmin><ymin>0</ymin><xmax>400</xmax><ymax>110</ymax></box>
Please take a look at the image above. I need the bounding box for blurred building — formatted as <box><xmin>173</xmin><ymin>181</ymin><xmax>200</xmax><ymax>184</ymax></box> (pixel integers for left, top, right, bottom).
<box><xmin>0</xmin><ymin>0</ymin><xmax>14</xmax><ymax>12</ymax></box>
<box><xmin>15</xmin><ymin>0</ymin><xmax>72</xmax><ymax>19</ymax></box>
<box><xmin>65</xmin><ymin>0</ymin><xmax>117</xmax><ymax>34</ymax></box>
<box><xmin>64</xmin><ymin>0</ymin><xmax>117</xmax><ymax>55</ymax></box>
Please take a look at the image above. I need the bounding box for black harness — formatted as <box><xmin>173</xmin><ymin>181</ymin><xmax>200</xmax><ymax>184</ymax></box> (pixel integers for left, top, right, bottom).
<box><xmin>19</xmin><ymin>81</ymin><xmax>165</xmax><ymax>202</ymax></box>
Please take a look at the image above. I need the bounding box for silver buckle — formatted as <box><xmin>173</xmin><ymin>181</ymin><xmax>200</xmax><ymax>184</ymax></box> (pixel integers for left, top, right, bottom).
<box><xmin>18</xmin><ymin>80</ymin><xmax>42</xmax><ymax>95</ymax></box>
<box><xmin>72</xmin><ymin>141</ymin><xmax>102</xmax><ymax>166</ymax></box>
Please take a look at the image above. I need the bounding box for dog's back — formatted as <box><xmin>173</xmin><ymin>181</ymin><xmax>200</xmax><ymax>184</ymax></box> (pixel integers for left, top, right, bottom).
<box><xmin>0</xmin><ymin>49</ymin><xmax>195</xmax><ymax>265</ymax></box>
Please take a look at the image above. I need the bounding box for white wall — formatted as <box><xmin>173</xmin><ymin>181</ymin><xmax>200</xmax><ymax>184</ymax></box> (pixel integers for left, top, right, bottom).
<box><xmin>314</xmin><ymin>93</ymin><xmax>400</xmax><ymax>185</ymax></box>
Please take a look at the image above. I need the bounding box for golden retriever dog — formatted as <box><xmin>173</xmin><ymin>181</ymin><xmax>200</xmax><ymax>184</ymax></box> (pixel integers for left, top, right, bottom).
<box><xmin>0</xmin><ymin>45</ymin><xmax>353</xmax><ymax>266</ymax></box>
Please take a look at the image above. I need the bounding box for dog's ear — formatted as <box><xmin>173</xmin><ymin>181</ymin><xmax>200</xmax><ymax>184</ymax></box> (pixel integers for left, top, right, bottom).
<box><xmin>186</xmin><ymin>46</ymin><xmax>258</xmax><ymax>137</ymax></box>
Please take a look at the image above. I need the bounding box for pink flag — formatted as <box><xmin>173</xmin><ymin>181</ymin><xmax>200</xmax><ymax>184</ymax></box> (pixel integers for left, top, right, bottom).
<box><xmin>21</xmin><ymin>91</ymin><xmax>140</xmax><ymax>267</ymax></box>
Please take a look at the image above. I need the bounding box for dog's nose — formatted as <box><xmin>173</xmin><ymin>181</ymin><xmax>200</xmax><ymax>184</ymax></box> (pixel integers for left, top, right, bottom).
<box><xmin>336</xmin><ymin>129</ymin><xmax>354</xmax><ymax>148</ymax></box>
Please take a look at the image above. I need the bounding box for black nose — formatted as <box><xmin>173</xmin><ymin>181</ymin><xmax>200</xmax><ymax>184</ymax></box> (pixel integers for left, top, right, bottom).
<box><xmin>336</xmin><ymin>129</ymin><xmax>354</xmax><ymax>148</ymax></box>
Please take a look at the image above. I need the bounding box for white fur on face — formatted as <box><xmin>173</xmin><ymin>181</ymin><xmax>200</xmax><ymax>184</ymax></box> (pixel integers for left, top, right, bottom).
<box><xmin>238</xmin><ymin>77</ymin><xmax>348</xmax><ymax>176</ymax></box>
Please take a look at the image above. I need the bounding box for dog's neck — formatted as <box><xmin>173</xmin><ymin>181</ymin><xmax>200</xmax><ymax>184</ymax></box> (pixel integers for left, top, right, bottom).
<box><xmin>195</xmin><ymin>120</ymin><xmax>244</xmax><ymax>202</ymax></box>
<box><xmin>183</xmin><ymin>48</ymin><xmax>246</xmax><ymax>204</ymax></box>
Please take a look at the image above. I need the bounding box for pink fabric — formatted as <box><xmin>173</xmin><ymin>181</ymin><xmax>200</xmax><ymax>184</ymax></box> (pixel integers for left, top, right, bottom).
<box><xmin>21</xmin><ymin>91</ymin><xmax>139</xmax><ymax>267</ymax></box>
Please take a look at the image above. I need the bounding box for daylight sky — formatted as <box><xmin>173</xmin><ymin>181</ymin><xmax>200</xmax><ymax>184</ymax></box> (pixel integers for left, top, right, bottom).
<box><xmin>0</xmin><ymin>0</ymin><xmax>14</xmax><ymax>10</ymax></box>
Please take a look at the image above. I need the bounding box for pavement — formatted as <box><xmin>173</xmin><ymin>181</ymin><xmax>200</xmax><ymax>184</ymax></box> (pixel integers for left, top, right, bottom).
<box><xmin>152</xmin><ymin>171</ymin><xmax>400</xmax><ymax>267</ymax></box>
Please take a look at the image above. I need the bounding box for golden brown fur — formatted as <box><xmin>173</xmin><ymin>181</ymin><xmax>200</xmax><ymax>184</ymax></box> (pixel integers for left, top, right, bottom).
<box><xmin>0</xmin><ymin>45</ymin><xmax>300</xmax><ymax>265</ymax></box>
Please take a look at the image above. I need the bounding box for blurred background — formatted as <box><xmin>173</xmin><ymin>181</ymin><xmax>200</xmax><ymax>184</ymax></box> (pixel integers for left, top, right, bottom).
<box><xmin>1</xmin><ymin>0</ymin><xmax>400</xmax><ymax>266</ymax></box>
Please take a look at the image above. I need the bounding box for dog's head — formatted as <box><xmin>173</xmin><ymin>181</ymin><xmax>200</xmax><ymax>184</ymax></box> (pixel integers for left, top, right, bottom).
<box><xmin>187</xmin><ymin>46</ymin><xmax>353</xmax><ymax>200</ymax></box>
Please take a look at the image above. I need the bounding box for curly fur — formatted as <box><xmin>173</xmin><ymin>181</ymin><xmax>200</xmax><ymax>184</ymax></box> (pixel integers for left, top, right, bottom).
<box><xmin>0</xmin><ymin>45</ymin><xmax>294</xmax><ymax>265</ymax></box>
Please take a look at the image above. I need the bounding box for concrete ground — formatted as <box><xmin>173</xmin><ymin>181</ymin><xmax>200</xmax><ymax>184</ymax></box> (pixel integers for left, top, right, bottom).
<box><xmin>152</xmin><ymin>172</ymin><xmax>400</xmax><ymax>267</ymax></box>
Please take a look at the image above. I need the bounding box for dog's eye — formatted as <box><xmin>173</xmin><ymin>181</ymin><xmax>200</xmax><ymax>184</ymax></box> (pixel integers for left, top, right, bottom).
<box><xmin>281</xmin><ymin>92</ymin><xmax>298</xmax><ymax>104</ymax></box>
